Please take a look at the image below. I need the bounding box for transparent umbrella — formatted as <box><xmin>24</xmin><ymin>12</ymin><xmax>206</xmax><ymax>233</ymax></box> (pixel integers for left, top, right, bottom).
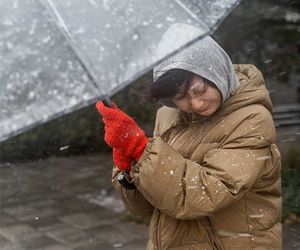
<box><xmin>0</xmin><ymin>0</ymin><xmax>241</xmax><ymax>142</ymax></box>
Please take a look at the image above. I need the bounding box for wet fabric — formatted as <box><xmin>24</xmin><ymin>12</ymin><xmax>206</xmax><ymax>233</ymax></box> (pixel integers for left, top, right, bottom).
<box><xmin>112</xmin><ymin>65</ymin><xmax>282</xmax><ymax>249</ymax></box>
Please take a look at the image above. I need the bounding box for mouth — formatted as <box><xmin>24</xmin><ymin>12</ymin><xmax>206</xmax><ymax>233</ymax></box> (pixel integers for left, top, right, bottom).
<box><xmin>199</xmin><ymin>105</ymin><xmax>210</xmax><ymax>113</ymax></box>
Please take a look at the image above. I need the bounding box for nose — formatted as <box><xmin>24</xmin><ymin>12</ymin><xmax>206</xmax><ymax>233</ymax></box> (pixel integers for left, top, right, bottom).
<box><xmin>190</xmin><ymin>97</ymin><xmax>205</xmax><ymax>112</ymax></box>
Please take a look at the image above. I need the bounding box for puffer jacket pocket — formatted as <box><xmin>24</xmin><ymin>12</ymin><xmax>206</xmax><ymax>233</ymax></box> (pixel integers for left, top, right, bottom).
<box><xmin>153</xmin><ymin>212</ymin><xmax>213</xmax><ymax>249</ymax></box>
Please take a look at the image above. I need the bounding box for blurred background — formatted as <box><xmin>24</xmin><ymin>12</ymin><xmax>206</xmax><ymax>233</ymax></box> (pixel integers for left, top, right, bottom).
<box><xmin>0</xmin><ymin>0</ymin><xmax>299</xmax><ymax>249</ymax></box>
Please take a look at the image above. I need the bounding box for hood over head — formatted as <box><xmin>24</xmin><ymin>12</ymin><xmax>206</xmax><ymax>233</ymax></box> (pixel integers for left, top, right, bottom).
<box><xmin>153</xmin><ymin>23</ymin><xmax>239</xmax><ymax>107</ymax></box>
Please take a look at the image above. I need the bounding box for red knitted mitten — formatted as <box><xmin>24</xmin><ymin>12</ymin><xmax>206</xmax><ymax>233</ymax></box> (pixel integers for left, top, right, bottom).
<box><xmin>113</xmin><ymin>148</ymin><xmax>132</xmax><ymax>171</ymax></box>
<box><xmin>96</xmin><ymin>101</ymin><xmax>148</xmax><ymax>161</ymax></box>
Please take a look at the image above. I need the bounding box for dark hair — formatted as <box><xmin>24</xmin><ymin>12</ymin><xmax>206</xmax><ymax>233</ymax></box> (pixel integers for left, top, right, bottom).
<box><xmin>148</xmin><ymin>69</ymin><xmax>194</xmax><ymax>102</ymax></box>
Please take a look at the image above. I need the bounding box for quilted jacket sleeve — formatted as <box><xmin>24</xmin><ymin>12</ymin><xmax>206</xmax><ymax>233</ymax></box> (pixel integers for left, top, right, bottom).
<box><xmin>129</xmin><ymin>107</ymin><xmax>279</xmax><ymax>220</ymax></box>
<box><xmin>112</xmin><ymin>167</ymin><xmax>154</xmax><ymax>217</ymax></box>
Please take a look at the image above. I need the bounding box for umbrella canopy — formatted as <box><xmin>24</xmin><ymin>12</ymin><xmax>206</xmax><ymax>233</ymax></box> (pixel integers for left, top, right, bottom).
<box><xmin>0</xmin><ymin>0</ymin><xmax>240</xmax><ymax>142</ymax></box>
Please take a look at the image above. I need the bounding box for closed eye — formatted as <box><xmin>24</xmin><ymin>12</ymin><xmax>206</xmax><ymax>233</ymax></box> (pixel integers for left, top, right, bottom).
<box><xmin>191</xmin><ymin>85</ymin><xmax>207</xmax><ymax>96</ymax></box>
<box><xmin>173</xmin><ymin>92</ymin><xmax>186</xmax><ymax>100</ymax></box>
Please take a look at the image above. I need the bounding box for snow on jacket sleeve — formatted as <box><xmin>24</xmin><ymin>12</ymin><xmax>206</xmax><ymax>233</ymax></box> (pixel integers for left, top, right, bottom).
<box><xmin>130</xmin><ymin>109</ymin><xmax>276</xmax><ymax>220</ymax></box>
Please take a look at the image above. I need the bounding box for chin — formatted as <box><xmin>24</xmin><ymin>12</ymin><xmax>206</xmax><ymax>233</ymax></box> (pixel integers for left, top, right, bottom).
<box><xmin>200</xmin><ymin>113</ymin><xmax>211</xmax><ymax>117</ymax></box>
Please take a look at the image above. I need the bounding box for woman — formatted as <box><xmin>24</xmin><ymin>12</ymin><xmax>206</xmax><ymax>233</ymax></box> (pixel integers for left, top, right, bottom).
<box><xmin>96</xmin><ymin>25</ymin><xmax>282</xmax><ymax>249</ymax></box>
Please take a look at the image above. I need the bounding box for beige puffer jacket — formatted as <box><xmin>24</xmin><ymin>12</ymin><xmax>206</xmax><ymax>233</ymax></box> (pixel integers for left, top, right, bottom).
<box><xmin>112</xmin><ymin>64</ymin><xmax>282</xmax><ymax>249</ymax></box>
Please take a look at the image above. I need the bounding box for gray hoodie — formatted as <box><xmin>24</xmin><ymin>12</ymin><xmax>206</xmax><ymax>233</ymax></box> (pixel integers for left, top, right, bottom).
<box><xmin>153</xmin><ymin>23</ymin><xmax>239</xmax><ymax>107</ymax></box>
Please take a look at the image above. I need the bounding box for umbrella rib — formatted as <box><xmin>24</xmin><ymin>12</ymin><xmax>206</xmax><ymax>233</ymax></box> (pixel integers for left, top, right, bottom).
<box><xmin>41</xmin><ymin>0</ymin><xmax>102</xmax><ymax>96</ymax></box>
<box><xmin>174</xmin><ymin>0</ymin><xmax>203</xmax><ymax>25</ymax></box>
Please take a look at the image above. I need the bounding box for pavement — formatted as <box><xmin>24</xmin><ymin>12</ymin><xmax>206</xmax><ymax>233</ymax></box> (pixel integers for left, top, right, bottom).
<box><xmin>0</xmin><ymin>155</ymin><xmax>148</xmax><ymax>250</ymax></box>
<box><xmin>0</xmin><ymin>154</ymin><xmax>299</xmax><ymax>250</ymax></box>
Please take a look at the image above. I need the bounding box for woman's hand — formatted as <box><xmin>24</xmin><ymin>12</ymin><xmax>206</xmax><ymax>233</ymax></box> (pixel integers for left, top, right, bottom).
<box><xmin>113</xmin><ymin>148</ymin><xmax>132</xmax><ymax>171</ymax></box>
<box><xmin>96</xmin><ymin>101</ymin><xmax>148</xmax><ymax>161</ymax></box>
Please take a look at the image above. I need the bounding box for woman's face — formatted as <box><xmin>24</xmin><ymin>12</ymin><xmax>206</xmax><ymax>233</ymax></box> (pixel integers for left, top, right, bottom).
<box><xmin>172</xmin><ymin>75</ymin><xmax>222</xmax><ymax>116</ymax></box>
